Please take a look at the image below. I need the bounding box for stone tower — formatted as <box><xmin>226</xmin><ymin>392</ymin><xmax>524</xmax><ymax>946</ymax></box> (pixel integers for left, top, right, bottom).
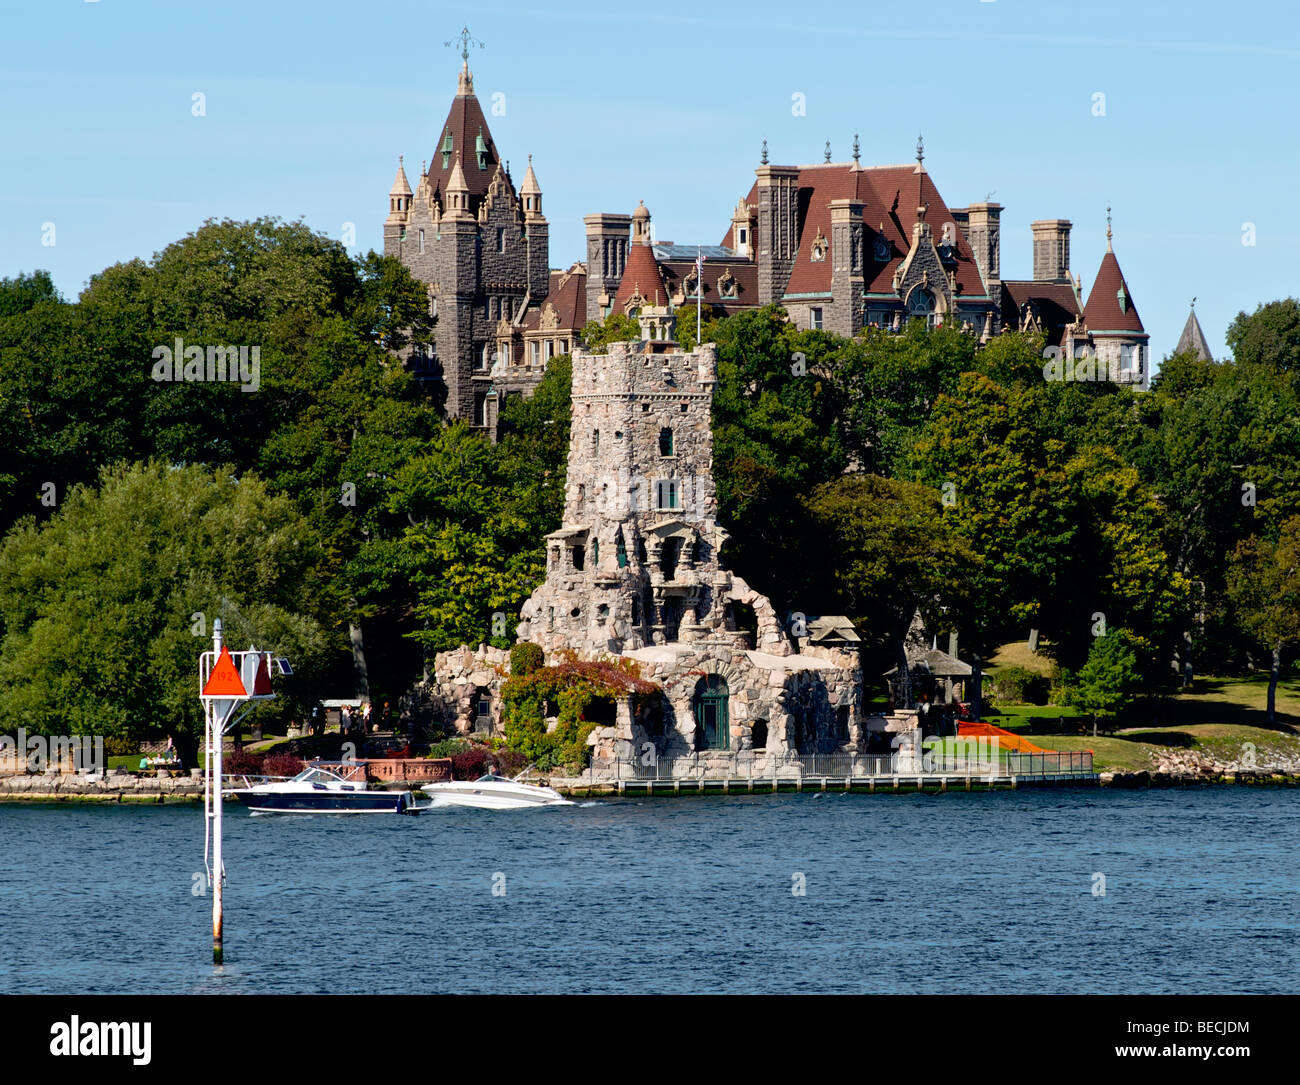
<box><xmin>384</xmin><ymin>58</ymin><xmax>548</xmax><ymax>425</ymax></box>
<box><xmin>583</xmin><ymin>213</ymin><xmax>632</xmax><ymax>323</ymax></box>
<box><xmin>518</xmin><ymin>339</ymin><xmax>790</xmax><ymax>658</ymax></box>
<box><xmin>755</xmin><ymin>163</ymin><xmax>800</xmax><ymax>306</ymax></box>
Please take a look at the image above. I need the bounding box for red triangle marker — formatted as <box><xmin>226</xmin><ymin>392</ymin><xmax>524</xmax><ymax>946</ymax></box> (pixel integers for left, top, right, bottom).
<box><xmin>252</xmin><ymin>653</ymin><xmax>273</xmax><ymax>696</ymax></box>
<box><xmin>203</xmin><ymin>646</ymin><xmax>247</xmax><ymax>698</ymax></box>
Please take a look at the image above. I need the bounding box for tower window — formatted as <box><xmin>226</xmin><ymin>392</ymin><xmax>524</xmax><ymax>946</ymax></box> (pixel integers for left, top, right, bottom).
<box><xmin>810</xmin><ymin>306</ymin><xmax>823</xmax><ymax>330</ymax></box>
<box><xmin>418</xmin><ymin>228</ymin><xmax>425</xmax><ymax>254</ymax></box>
<box><xmin>655</xmin><ymin>479</ymin><xmax>680</xmax><ymax>510</ymax></box>
<box><xmin>592</xmin><ymin>429</ymin><xmax>600</xmax><ymax>454</ymax></box>
<box><xmin>497</xmin><ymin>227</ymin><xmax>506</xmax><ymax>253</ymax></box>
<box><xmin>572</xmin><ymin>546</ymin><xmax>585</xmax><ymax>571</ymax></box>
<box><xmin>659</xmin><ymin>428</ymin><xmax>675</xmax><ymax>457</ymax></box>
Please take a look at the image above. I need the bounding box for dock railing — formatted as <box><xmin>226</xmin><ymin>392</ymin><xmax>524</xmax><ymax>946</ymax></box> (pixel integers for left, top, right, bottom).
<box><xmin>615</xmin><ymin>747</ymin><xmax>1093</xmax><ymax>781</ymax></box>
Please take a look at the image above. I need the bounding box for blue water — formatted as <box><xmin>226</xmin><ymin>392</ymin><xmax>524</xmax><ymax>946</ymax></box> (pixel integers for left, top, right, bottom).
<box><xmin>0</xmin><ymin>788</ymin><xmax>1295</xmax><ymax>994</ymax></box>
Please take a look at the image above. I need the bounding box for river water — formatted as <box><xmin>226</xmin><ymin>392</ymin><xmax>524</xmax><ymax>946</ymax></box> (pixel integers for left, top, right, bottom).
<box><xmin>0</xmin><ymin>788</ymin><xmax>1295</xmax><ymax>994</ymax></box>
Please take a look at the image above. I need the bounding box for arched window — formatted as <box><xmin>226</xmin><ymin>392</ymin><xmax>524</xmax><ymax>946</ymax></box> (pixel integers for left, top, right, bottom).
<box><xmin>694</xmin><ymin>675</ymin><xmax>730</xmax><ymax>750</ymax></box>
<box><xmin>908</xmin><ymin>288</ymin><xmax>937</xmax><ymax>329</ymax></box>
<box><xmin>659</xmin><ymin>428</ymin><xmax>674</xmax><ymax>456</ymax></box>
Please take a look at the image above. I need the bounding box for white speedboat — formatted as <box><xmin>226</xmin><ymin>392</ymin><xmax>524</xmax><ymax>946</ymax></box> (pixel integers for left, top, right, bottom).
<box><xmin>227</xmin><ymin>765</ymin><xmax>417</xmax><ymax>815</ymax></box>
<box><xmin>420</xmin><ymin>773</ymin><xmax>571</xmax><ymax>810</ymax></box>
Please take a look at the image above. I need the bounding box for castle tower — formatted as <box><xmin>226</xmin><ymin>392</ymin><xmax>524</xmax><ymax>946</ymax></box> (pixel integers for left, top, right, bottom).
<box><xmin>518</xmin><ymin>340</ymin><xmax>767</xmax><ymax>656</ymax></box>
<box><xmin>1176</xmin><ymin>300</ymin><xmax>1213</xmax><ymax>361</ymax></box>
<box><xmin>1031</xmin><ymin>219</ymin><xmax>1072</xmax><ymax>283</ymax></box>
<box><xmin>384</xmin><ymin>157</ymin><xmax>412</xmax><ymax>251</ymax></box>
<box><xmin>755</xmin><ymin>159</ymin><xmax>801</xmax><ymax>306</ymax></box>
<box><xmin>385</xmin><ymin>54</ymin><xmax>548</xmax><ymax>425</ymax></box>
<box><xmin>1082</xmin><ymin>210</ymin><xmax>1149</xmax><ymax>388</ymax></box>
<box><xmin>828</xmin><ymin>197</ymin><xmax>865</xmax><ymax>337</ymax></box>
<box><xmin>520</xmin><ymin>155</ymin><xmax>549</xmax><ymax>301</ymax></box>
<box><xmin>612</xmin><ymin>203</ymin><xmax>674</xmax><ymax>342</ymax></box>
<box><xmin>583</xmin><ymin>213</ymin><xmax>632</xmax><ymax>324</ymax></box>
<box><xmin>964</xmin><ymin>202</ymin><xmax>1002</xmax><ymax>293</ymax></box>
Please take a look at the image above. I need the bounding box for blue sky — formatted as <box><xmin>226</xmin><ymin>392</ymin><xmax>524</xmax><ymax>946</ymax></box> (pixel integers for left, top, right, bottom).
<box><xmin>4</xmin><ymin>0</ymin><xmax>1298</xmax><ymax>365</ymax></box>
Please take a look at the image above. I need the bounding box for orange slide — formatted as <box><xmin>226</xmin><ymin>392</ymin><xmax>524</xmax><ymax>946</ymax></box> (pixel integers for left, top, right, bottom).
<box><xmin>956</xmin><ymin>719</ymin><xmax>1049</xmax><ymax>754</ymax></box>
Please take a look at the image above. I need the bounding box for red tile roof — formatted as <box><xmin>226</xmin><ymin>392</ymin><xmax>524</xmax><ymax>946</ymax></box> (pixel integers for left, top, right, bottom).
<box><xmin>724</xmin><ymin>163</ymin><xmax>990</xmax><ymax>301</ymax></box>
<box><xmin>1000</xmin><ymin>280</ymin><xmax>1082</xmax><ymax>345</ymax></box>
<box><xmin>1083</xmin><ymin>250</ymin><xmax>1145</xmax><ymax>334</ymax></box>
<box><xmin>427</xmin><ymin>81</ymin><xmax>502</xmax><ymax>215</ymax></box>
<box><xmin>519</xmin><ymin>266</ymin><xmax>587</xmax><ymax>333</ymax></box>
<box><xmin>613</xmin><ymin>243</ymin><xmax>670</xmax><ymax>310</ymax></box>
<box><xmin>657</xmin><ymin>258</ymin><xmax>758</xmax><ymax>317</ymax></box>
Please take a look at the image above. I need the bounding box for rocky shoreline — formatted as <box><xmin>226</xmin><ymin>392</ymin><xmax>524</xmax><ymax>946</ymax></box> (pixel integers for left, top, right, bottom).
<box><xmin>0</xmin><ymin>771</ymin><xmax>205</xmax><ymax>803</ymax></box>
<box><xmin>1101</xmin><ymin>748</ymin><xmax>1300</xmax><ymax>787</ymax></box>
<box><xmin>1</xmin><ymin>762</ymin><xmax>1297</xmax><ymax>802</ymax></box>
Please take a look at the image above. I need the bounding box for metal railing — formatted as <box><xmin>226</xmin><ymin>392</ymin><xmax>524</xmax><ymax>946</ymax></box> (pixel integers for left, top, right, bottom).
<box><xmin>614</xmin><ymin>747</ymin><xmax>1094</xmax><ymax>781</ymax></box>
<box><xmin>1006</xmin><ymin>750</ymin><xmax>1094</xmax><ymax>775</ymax></box>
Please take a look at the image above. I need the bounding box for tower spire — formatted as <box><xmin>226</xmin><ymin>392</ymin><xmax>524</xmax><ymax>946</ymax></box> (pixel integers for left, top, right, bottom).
<box><xmin>852</xmin><ymin>132</ymin><xmax>860</xmax><ymax>169</ymax></box>
<box><xmin>915</xmin><ymin>133</ymin><xmax>925</xmax><ymax>171</ymax></box>
<box><xmin>761</xmin><ymin>138</ymin><xmax>768</xmax><ymax>165</ymax></box>
<box><xmin>1106</xmin><ymin>206</ymin><xmax>1113</xmax><ymax>252</ymax></box>
<box><xmin>445</xmin><ymin>25</ymin><xmax>483</xmax><ymax>94</ymax></box>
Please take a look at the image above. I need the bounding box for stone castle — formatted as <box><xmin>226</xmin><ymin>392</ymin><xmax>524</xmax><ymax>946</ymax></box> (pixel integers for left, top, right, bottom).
<box><xmin>425</xmin><ymin>337</ymin><xmax>914</xmax><ymax>778</ymax></box>
<box><xmin>386</xmin><ymin>56</ymin><xmax>1155</xmax><ymax>428</ymax></box>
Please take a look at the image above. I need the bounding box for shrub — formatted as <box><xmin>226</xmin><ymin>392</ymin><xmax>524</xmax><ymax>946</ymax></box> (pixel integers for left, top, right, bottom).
<box><xmin>987</xmin><ymin>666</ymin><xmax>1050</xmax><ymax>705</ymax></box>
<box><xmin>104</xmin><ymin>736</ymin><xmax>137</xmax><ymax>757</ymax></box>
<box><xmin>451</xmin><ymin>747</ymin><xmax>494</xmax><ymax>780</ymax></box>
<box><xmin>493</xmin><ymin>749</ymin><xmax>528</xmax><ymax>777</ymax></box>
<box><xmin>262</xmin><ymin>753</ymin><xmax>304</xmax><ymax>777</ymax></box>
<box><xmin>427</xmin><ymin>738</ymin><xmax>471</xmax><ymax>759</ymax></box>
<box><xmin>510</xmin><ymin>642</ymin><xmax>545</xmax><ymax>677</ymax></box>
<box><xmin>225</xmin><ymin>749</ymin><xmax>264</xmax><ymax>775</ymax></box>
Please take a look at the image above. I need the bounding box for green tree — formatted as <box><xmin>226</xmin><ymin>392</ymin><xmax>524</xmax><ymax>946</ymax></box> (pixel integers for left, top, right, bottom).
<box><xmin>0</xmin><ymin>462</ymin><xmax>331</xmax><ymax>761</ymax></box>
<box><xmin>1225</xmin><ymin>516</ymin><xmax>1300</xmax><ymax>725</ymax></box>
<box><xmin>1227</xmin><ymin>298</ymin><xmax>1300</xmax><ymax>374</ymax></box>
<box><xmin>804</xmin><ymin>474</ymin><xmax>979</xmax><ymax>706</ymax></box>
<box><xmin>579</xmin><ymin>311</ymin><xmax>640</xmax><ymax>351</ymax></box>
<box><xmin>390</xmin><ymin>423</ymin><xmax>546</xmax><ymax>654</ymax></box>
<box><xmin>1063</xmin><ymin>630</ymin><xmax>1143</xmax><ymax>733</ymax></box>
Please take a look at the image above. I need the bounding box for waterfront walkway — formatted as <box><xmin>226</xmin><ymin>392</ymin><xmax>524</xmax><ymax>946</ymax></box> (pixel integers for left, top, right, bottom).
<box><xmin>550</xmin><ymin>750</ymin><xmax>1099</xmax><ymax>797</ymax></box>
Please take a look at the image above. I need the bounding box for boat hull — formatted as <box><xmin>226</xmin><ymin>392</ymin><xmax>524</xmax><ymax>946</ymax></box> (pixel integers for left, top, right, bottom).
<box><xmin>421</xmin><ymin>782</ymin><xmax>570</xmax><ymax>810</ymax></box>
<box><xmin>234</xmin><ymin>790</ymin><xmax>414</xmax><ymax>814</ymax></box>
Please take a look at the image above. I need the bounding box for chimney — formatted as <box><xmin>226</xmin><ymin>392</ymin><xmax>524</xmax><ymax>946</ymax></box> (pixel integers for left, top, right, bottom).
<box><xmin>964</xmin><ymin>203</ymin><xmax>1002</xmax><ymax>288</ymax></box>
<box><xmin>1031</xmin><ymin>219</ymin><xmax>1071</xmax><ymax>283</ymax></box>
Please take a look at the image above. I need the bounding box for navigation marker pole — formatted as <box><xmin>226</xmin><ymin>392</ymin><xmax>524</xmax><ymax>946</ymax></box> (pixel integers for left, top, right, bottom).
<box><xmin>199</xmin><ymin>618</ymin><xmax>282</xmax><ymax>965</ymax></box>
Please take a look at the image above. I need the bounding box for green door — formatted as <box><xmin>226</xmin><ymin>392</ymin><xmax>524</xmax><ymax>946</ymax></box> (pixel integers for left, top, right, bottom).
<box><xmin>695</xmin><ymin>676</ymin><xmax>729</xmax><ymax>750</ymax></box>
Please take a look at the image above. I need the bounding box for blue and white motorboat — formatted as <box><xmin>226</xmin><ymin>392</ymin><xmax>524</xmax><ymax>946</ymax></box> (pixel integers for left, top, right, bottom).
<box><xmin>227</xmin><ymin>765</ymin><xmax>416</xmax><ymax>815</ymax></box>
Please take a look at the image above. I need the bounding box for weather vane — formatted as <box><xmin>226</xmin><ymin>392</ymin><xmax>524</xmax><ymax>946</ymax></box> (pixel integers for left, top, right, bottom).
<box><xmin>445</xmin><ymin>26</ymin><xmax>484</xmax><ymax>63</ymax></box>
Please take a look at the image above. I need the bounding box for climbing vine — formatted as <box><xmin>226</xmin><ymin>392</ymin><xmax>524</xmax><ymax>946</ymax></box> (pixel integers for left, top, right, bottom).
<box><xmin>500</xmin><ymin>648</ymin><xmax>660</xmax><ymax>769</ymax></box>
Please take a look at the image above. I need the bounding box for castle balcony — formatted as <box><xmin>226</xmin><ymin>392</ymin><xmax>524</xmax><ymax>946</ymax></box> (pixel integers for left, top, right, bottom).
<box><xmin>649</xmin><ymin>569</ymin><xmax>700</xmax><ymax>592</ymax></box>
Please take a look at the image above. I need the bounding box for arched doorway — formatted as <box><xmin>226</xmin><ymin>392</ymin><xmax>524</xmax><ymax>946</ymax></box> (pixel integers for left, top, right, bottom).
<box><xmin>694</xmin><ymin>675</ymin><xmax>730</xmax><ymax>750</ymax></box>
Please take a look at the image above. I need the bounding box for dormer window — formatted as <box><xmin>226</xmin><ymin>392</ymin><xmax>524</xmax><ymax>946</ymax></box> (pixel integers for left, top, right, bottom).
<box><xmin>475</xmin><ymin>128</ymin><xmax>488</xmax><ymax>170</ymax></box>
<box><xmin>1117</xmin><ymin>285</ymin><xmax>1128</xmax><ymax>313</ymax></box>
<box><xmin>441</xmin><ymin>130</ymin><xmax>453</xmax><ymax>169</ymax></box>
<box><xmin>810</xmin><ymin>229</ymin><xmax>828</xmax><ymax>262</ymax></box>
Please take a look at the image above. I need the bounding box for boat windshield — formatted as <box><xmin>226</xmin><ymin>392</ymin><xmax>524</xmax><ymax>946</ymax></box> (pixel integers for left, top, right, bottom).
<box><xmin>294</xmin><ymin>767</ymin><xmax>344</xmax><ymax>785</ymax></box>
<box><xmin>475</xmin><ymin>773</ymin><xmax>509</xmax><ymax>783</ymax></box>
